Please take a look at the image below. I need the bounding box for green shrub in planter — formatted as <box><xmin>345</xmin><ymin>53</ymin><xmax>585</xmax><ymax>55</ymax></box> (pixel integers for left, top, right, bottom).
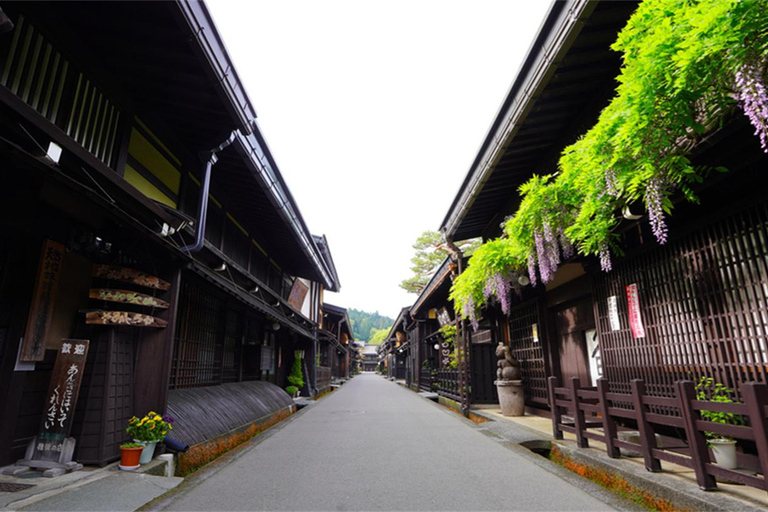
<box><xmin>285</xmin><ymin>385</ymin><xmax>298</xmax><ymax>396</ymax></box>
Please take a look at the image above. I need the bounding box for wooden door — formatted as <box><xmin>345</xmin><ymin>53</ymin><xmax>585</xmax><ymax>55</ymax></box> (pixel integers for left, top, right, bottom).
<box><xmin>471</xmin><ymin>342</ymin><xmax>498</xmax><ymax>403</ymax></box>
<box><xmin>554</xmin><ymin>298</ymin><xmax>594</xmax><ymax>387</ymax></box>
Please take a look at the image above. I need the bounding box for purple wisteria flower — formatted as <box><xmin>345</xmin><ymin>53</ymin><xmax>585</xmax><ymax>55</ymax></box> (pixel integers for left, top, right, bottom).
<box><xmin>604</xmin><ymin>168</ymin><xmax>618</xmax><ymax>196</ymax></box>
<box><xmin>534</xmin><ymin>230</ymin><xmax>553</xmax><ymax>283</ymax></box>
<box><xmin>493</xmin><ymin>272</ymin><xmax>511</xmax><ymax>315</ymax></box>
<box><xmin>645</xmin><ymin>177</ymin><xmax>668</xmax><ymax>244</ymax></box>
<box><xmin>558</xmin><ymin>227</ymin><xmax>574</xmax><ymax>260</ymax></box>
<box><xmin>462</xmin><ymin>296</ymin><xmax>479</xmax><ymax>332</ymax></box>
<box><xmin>543</xmin><ymin>222</ymin><xmax>560</xmax><ymax>267</ymax></box>
<box><xmin>599</xmin><ymin>244</ymin><xmax>612</xmax><ymax>272</ymax></box>
<box><xmin>735</xmin><ymin>63</ymin><xmax>768</xmax><ymax>153</ymax></box>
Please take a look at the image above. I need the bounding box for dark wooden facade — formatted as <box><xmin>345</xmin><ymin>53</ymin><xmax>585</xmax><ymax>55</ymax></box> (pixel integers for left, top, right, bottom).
<box><xmin>0</xmin><ymin>2</ymin><xmax>337</xmax><ymax>468</ymax></box>
<box><xmin>437</xmin><ymin>0</ymin><xmax>768</xmax><ymax>420</ymax></box>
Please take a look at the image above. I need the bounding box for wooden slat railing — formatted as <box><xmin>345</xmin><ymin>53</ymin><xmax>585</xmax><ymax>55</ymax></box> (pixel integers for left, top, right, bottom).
<box><xmin>548</xmin><ymin>376</ymin><xmax>768</xmax><ymax>495</ymax></box>
<box><xmin>436</xmin><ymin>370</ymin><xmax>460</xmax><ymax>401</ymax></box>
<box><xmin>419</xmin><ymin>369</ymin><xmax>434</xmax><ymax>392</ymax></box>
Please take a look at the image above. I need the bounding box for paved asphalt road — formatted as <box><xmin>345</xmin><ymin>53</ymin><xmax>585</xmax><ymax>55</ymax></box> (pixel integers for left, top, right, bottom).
<box><xmin>157</xmin><ymin>374</ymin><xmax>615</xmax><ymax>511</ymax></box>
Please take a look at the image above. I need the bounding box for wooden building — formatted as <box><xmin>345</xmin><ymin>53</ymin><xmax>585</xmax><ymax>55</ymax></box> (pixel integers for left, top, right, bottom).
<box><xmin>381</xmin><ymin>308</ymin><xmax>411</xmax><ymax>382</ymax></box>
<box><xmin>0</xmin><ymin>1</ymin><xmax>339</xmax><ymax>468</ymax></box>
<box><xmin>440</xmin><ymin>0</ymin><xmax>768</xmax><ymax>416</ymax></box>
<box><xmin>318</xmin><ymin>302</ymin><xmax>354</xmax><ymax>390</ymax></box>
<box><xmin>361</xmin><ymin>344</ymin><xmax>379</xmax><ymax>372</ymax></box>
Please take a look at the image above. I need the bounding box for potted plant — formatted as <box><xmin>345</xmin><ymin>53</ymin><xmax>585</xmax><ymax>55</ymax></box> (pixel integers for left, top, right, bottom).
<box><xmin>126</xmin><ymin>411</ymin><xmax>174</xmax><ymax>465</ymax></box>
<box><xmin>695</xmin><ymin>377</ymin><xmax>745</xmax><ymax>469</ymax></box>
<box><xmin>287</xmin><ymin>351</ymin><xmax>304</xmax><ymax>396</ymax></box>
<box><xmin>119</xmin><ymin>442</ymin><xmax>144</xmax><ymax>470</ymax></box>
<box><xmin>285</xmin><ymin>385</ymin><xmax>299</xmax><ymax>398</ymax></box>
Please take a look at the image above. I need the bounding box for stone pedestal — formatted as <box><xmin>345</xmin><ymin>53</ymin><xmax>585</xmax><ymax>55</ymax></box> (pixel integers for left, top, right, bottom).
<box><xmin>495</xmin><ymin>380</ymin><xmax>524</xmax><ymax>416</ymax></box>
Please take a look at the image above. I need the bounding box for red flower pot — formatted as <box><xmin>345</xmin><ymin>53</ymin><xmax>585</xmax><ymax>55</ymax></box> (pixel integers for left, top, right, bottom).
<box><xmin>119</xmin><ymin>446</ymin><xmax>144</xmax><ymax>470</ymax></box>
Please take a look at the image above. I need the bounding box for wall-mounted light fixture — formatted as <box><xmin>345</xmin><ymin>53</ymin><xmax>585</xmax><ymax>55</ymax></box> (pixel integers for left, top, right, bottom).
<box><xmin>46</xmin><ymin>142</ymin><xmax>62</xmax><ymax>164</ymax></box>
<box><xmin>433</xmin><ymin>343</ymin><xmax>440</xmax><ymax>350</ymax></box>
<box><xmin>518</xmin><ymin>275</ymin><xmax>530</xmax><ymax>287</ymax></box>
<box><xmin>622</xmin><ymin>205</ymin><xmax>643</xmax><ymax>221</ymax></box>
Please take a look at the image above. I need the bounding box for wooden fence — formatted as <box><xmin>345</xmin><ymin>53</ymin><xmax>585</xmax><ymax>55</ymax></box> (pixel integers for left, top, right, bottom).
<box><xmin>436</xmin><ymin>370</ymin><xmax>460</xmax><ymax>402</ymax></box>
<box><xmin>317</xmin><ymin>366</ymin><xmax>331</xmax><ymax>392</ymax></box>
<box><xmin>419</xmin><ymin>369</ymin><xmax>434</xmax><ymax>392</ymax></box>
<box><xmin>548</xmin><ymin>376</ymin><xmax>768</xmax><ymax>495</ymax></box>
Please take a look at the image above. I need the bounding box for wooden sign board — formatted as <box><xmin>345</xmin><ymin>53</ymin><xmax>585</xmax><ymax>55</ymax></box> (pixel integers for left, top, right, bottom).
<box><xmin>626</xmin><ymin>283</ymin><xmax>646</xmax><ymax>339</ymax></box>
<box><xmin>89</xmin><ymin>288</ymin><xmax>169</xmax><ymax>309</ymax></box>
<box><xmin>35</xmin><ymin>339</ymin><xmax>89</xmax><ymax>461</ymax></box>
<box><xmin>286</xmin><ymin>279</ymin><xmax>309</xmax><ymax>311</ymax></box>
<box><xmin>86</xmin><ymin>311</ymin><xmax>167</xmax><ymax>328</ymax></box>
<box><xmin>21</xmin><ymin>240</ymin><xmax>65</xmax><ymax>361</ymax></box>
<box><xmin>92</xmin><ymin>264</ymin><xmax>170</xmax><ymax>291</ymax></box>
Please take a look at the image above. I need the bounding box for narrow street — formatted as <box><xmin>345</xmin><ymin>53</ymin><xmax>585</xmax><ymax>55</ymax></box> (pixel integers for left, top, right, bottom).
<box><xmin>154</xmin><ymin>374</ymin><xmax>615</xmax><ymax>511</ymax></box>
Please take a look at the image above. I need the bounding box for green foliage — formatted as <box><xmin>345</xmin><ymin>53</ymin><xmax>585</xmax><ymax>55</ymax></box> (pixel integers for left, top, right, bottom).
<box><xmin>348</xmin><ymin>309</ymin><xmax>394</xmax><ymax>342</ymax></box>
<box><xmin>368</xmin><ymin>327</ymin><xmax>390</xmax><ymax>346</ymax></box>
<box><xmin>287</xmin><ymin>351</ymin><xmax>304</xmax><ymax>389</ymax></box>
<box><xmin>400</xmin><ymin>230</ymin><xmax>481</xmax><ymax>294</ymax></box>
<box><xmin>695</xmin><ymin>377</ymin><xmax>746</xmax><ymax>441</ymax></box>
<box><xmin>438</xmin><ymin>324</ymin><xmax>460</xmax><ymax>370</ymax></box>
<box><xmin>285</xmin><ymin>385</ymin><xmax>298</xmax><ymax>396</ymax></box>
<box><xmin>453</xmin><ymin>0</ymin><xmax>768</xmax><ymax>320</ymax></box>
<box><xmin>120</xmin><ymin>442</ymin><xmax>144</xmax><ymax>449</ymax></box>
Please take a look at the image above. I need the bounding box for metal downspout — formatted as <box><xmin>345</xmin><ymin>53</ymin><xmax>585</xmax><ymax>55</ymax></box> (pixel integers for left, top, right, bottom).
<box><xmin>180</xmin><ymin>131</ymin><xmax>238</xmax><ymax>254</ymax></box>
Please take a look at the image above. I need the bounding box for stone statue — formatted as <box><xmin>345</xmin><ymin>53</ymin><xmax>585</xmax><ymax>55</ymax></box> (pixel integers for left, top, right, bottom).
<box><xmin>496</xmin><ymin>342</ymin><xmax>521</xmax><ymax>381</ymax></box>
<box><xmin>495</xmin><ymin>342</ymin><xmax>524</xmax><ymax>416</ymax></box>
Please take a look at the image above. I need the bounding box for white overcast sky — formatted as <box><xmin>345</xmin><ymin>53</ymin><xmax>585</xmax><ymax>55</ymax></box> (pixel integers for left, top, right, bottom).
<box><xmin>206</xmin><ymin>0</ymin><xmax>552</xmax><ymax>321</ymax></box>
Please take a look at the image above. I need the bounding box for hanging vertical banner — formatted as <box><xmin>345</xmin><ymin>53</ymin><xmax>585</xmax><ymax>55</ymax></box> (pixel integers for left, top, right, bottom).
<box><xmin>21</xmin><ymin>240</ymin><xmax>65</xmax><ymax>361</ymax></box>
<box><xmin>607</xmin><ymin>296</ymin><xmax>621</xmax><ymax>331</ymax></box>
<box><xmin>34</xmin><ymin>339</ymin><xmax>89</xmax><ymax>461</ymax></box>
<box><xmin>625</xmin><ymin>284</ymin><xmax>646</xmax><ymax>338</ymax></box>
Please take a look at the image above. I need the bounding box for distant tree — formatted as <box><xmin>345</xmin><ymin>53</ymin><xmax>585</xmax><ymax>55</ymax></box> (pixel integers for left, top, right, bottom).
<box><xmin>400</xmin><ymin>230</ymin><xmax>481</xmax><ymax>294</ymax></box>
<box><xmin>348</xmin><ymin>309</ymin><xmax>394</xmax><ymax>342</ymax></box>
<box><xmin>368</xmin><ymin>327</ymin><xmax>390</xmax><ymax>346</ymax></box>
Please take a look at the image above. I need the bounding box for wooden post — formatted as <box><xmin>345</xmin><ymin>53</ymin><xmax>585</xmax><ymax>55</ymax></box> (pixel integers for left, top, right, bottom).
<box><xmin>631</xmin><ymin>379</ymin><xmax>661</xmax><ymax>472</ymax></box>
<box><xmin>741</xmin><ymin>383</ymin><xmax>768</xmax><ymax>492</ymax></box>
<box><xmin>133</xmin><ymin>268</ymin><xmax>181</xmax><ymax>417</ymax></box>
<box><xmin>677</xmin><ymin>380</ymin><xmax>717</xmax><ymax>490</ymax></box>
<box><xmin>597</xmin><ymin>378</ymin><xmax>620</xmax><ymax>458</ymax></box>
<box><xmin>570</xmin><ymin>377</ymin><xmax>588</xmax><ymax>448</ymax></box>
<box><xmin>548</xmin><ymin>376</ymin><xmax>563</xmax><ymax>440</ymax></box>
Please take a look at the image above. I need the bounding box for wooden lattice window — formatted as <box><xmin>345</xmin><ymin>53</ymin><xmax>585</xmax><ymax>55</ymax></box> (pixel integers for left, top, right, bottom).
<box><xmin>508</xmin><ymin>299</ymin><xmax>547</xmax><ymax>404</ymax></box>
<box><xmin>171</xmin><ymin>279</ymin><xmax>224</xmax><ymax>389</ymax></box>
<box><xmin>592</xmin><ymin>200</ymin><xmax>768</xmax><ymax>399</ymax></box>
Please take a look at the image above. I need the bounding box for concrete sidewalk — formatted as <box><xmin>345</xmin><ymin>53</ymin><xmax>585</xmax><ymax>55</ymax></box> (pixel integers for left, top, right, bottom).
<box><xmin>1</xmin><ymin>456</ymin><xmax>182</xmax><ymax>511</ymax></box>
<box><xmin>460</xmin><ymin>402</ymin><xmax>768</xmax><ymax>511</ymax></box>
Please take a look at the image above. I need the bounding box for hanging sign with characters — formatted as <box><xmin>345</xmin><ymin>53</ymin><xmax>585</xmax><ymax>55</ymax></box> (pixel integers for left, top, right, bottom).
<box><xmin>625</xmin><ymin>284</ymin><xmax>646</xmax><ymax>339</ymax></box>
<box><xmin>34</xmin><ymin>339</ymin><xmax>89</xmax><ymax>461</ymax></box>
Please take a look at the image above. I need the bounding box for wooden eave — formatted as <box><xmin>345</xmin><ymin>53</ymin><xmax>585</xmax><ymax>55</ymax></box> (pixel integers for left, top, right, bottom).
<box><xmin>441</xmin><ymin>1</ymin><xmax>639</xmax><ymax>241</ymax></box>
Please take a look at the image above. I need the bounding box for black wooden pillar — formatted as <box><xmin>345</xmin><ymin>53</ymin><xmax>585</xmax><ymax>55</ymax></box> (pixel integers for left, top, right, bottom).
<box><xmin>133</xmin><ymin>267</ymin><xmax>182</xmax><ymax>416</ymax></box>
